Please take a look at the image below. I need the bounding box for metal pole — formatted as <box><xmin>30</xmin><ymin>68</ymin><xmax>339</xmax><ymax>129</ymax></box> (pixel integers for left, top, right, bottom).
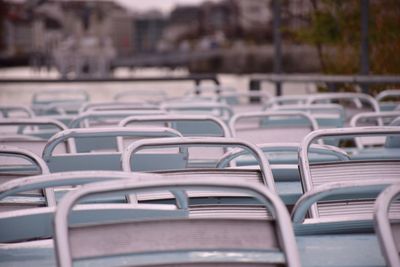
<box><xmin>273</xmin><ymin>0</ymin><xmax>282</xmax><ymax>96</ymax></box>
<box><xmin>360</xmin><ymin>0</ymin><xmax>369</xmax><ymax>93</ymax></box>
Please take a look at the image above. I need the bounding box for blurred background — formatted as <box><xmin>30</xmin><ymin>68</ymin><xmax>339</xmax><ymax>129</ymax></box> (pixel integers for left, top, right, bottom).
<box><xmin>1</xmin><ymin>0</ymin><xmax>399</xmax><ymax>77</ymax></box>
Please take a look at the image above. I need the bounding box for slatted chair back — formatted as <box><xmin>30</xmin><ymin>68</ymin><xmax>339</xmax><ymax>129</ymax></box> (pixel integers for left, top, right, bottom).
<box><xmin>299</xmin><ymin>127</ymin><xmax>400</xmax><ymax>220</ymax></box>
<box><xmin>291</xmin><ymin>180</ymin><xmax>400</xmax><ymax>235</ymax></box>
<box><xmin>230</xmin><ymin>111</ymin><xmax>318</xmax><ymax>144</ymax></box>
<box><xmin>54</xmin><ymin>178</ymin><xmax>300</xmax><ymax>267</ymax></box>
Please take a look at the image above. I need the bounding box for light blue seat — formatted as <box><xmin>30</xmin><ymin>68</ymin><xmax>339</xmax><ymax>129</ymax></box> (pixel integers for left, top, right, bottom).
<box><xmin>54</xmin><ymin>178</ymin><xmax>300</xmax><ymax>267</ymax></box>
<box><xmin>290</xmin><ymin>181</ymin><xmax>398</xmax><ymax>266</ymax></box>
<box><xmin>43</xmin><ymin>127</ymin><xmax>182</xmax><ymax>172</ymax></box>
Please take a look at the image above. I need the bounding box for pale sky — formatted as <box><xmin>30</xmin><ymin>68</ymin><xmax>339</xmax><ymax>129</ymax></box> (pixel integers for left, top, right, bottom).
<box><xmin>115</xmin><ymin>0</ymin><xmax>219</xmax><ymax>13</ymax></box>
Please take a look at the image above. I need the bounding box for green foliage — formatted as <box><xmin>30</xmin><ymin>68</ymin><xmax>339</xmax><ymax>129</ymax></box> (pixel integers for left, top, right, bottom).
<box><xmin>289</xmin><ymin>0</ymin><xmax>400</xmax><ymax>77</ymax></box>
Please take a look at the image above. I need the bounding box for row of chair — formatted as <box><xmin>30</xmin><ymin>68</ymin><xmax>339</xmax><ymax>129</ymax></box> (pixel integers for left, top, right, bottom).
<box><xmin>0</xmin><ymin>86</ymin><xmax>400</xmax><ymax>267</ymax></box>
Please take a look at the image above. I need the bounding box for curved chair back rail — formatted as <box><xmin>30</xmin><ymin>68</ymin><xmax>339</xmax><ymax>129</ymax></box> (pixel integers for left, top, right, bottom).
<box><xmin>0</xmin><ymin>145</ymin><xmax>49</xmax><ymax>175</ymax></box>
<box><xmin>161</xmin><ymin>102</ymin><xmax>234</xmax><ymax>122</ymax></box>
<box><xmin>305</xmin><ymin>92</ymin><xmax>380</xmax><ymax>113</ymax></box>
<box><xmin>0</xmin><ymin>105</ymin><xmax>35</xmax><ymax>118</ymax></box>
<box><xmin>350</xmin><ymin>111</ymin><xmax>400</xmax><ymax>149</ymax></box>
<box><xmin>68</xmin><ymin>110</ymin><xmax>166</xmax><ymax>128</ymax></box>
<box><xmin>264</xmin><ymin>95</ymin><xmax>311</xmax><ymax>109</ymax></box>
<box><xmin>32</xmin><ymin>89</ymin><xmax>89</xmax><ymax>105</ymax></box>
<box><xmin>0</xmin><ymin>118</ymin><xmax>69</xmax><ymax>140</ymax></box>
<box><xmin>291</xmin><ymin>179</ymin><xmax>399</xmax><ymax>225</ymax></box>
<box><xmin>299</xmin><ymin>127</ymin><xmax>400</xmax><ymax>218</ymax></box>
<box><xmin>122</xmin><ymin>137</ymin><xmax>275</xmax><ymax>191</ymax></box>
<box><xmin>113</xmin><ymin>90</ymin><xmax>168</xmax><ymax>103</ymax></box>
<box><xmin>374</xmin><ymin>183</ymin><xmax>400</xmax><ymax>267</ymax></box>
<box><xmin>229</xmin><ymin>111</ymin><xmax>319</xmax><ymax>144</ymax></box>
<box><xmin>0</xmin><ymin>118</ymin><xmax>68</xmax><ymax>131</ymax></box>
<box><xmin>350</xmin><ymin>111</ymin><xmax>400</xmax><ymax>127</ymax></box>
<box><xmin>54</xmin><ymin>178</ymin><xmax>300</xmax><ymax>267</ymax></box>
<box><xmin>119</xmin><ymin>114</ymin><xmax>232</xmax><ymax>137</ymax></box>
<box><xmin>0</xmin><ymin>145</ymin><xmax>51</xmax><ymax>205</ymax></box>
<box><xmin>43</xmin><ymin>127</ymin><xmax>183</xmax><ymax>172</ymax></box>
<box><xmin>272</xmin><ymin>103</ymin><xmax>346</xmax><ymax>128</ymax></box>
<box><xmin>217</xmin><ymin>143</ymin><xmax>350</xmax><ymax>168</ymax></box>
<box><xmin>376</xmin><ymin>89</ymin><xmax>400</xmax><ymax>102</ymax></box>
<box><xmin>0</xmin><ymin>171</ymin><xmax>155</xmax><ymax>209</ymax></box>
<box><xmin>79</xmin><ymin>102</ymin><xmax>160</xmax><ymax>113</ymax></box>
<box><xmin>218</xmin><ymin>91</ymin><xmax>272</xmax><ymax>109</ymax></box>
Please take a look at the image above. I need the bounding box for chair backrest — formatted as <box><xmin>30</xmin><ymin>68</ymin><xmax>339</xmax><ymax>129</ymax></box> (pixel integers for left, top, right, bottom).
<box><xmin>374</xmin><ymin>183</ymin><xmax>400</xmax><ymax>267</ymax></box>
<box><xmin>219</xmin><ymin>91</ymin><xmax>272</xmax><ymax>113</ymax></box>
<box><xmin>230</xmin><ymin>111</ymin><xmax>318</xmax><ymax>144</ymax></box>
<box><xmin>162</xmin><ymin>102</ymin><xmax>234</xmax><ymax>123</ymax></box>
<box><xmin>0</xmin><ymin>118</ymin><xmax>68</xmax><ymax>140</ymax></box>
<box><xmin>0</xmin><ymin>145</ymin><xmax>50</xmax><ymax>208</ymax></box>
<box><xmin>305</xmin><ymin>92</ymin><xmax>380</xmax><ymax>123</ymax></box>
<box><xmin>264</xmin><ymin>95</ymin><xmax>310</xmax><ymax>109</ymax></box>
<box><xmin>291</xmin><ymin>180</ymin><xmax>399</xmax><ymax>235</ymax></box>
<box><xmin>69</xmin><ymin>110</ymin><xmax>166</xmax><ymax>128</ymax></box>
<box><xmin>299</xmin><ymin>127</ymin><xmax>400</xmax><ymax>219</ymax></box>
<box><xmin>113</xmin><ymin>89</ymin><xmax>168</xmax><ymax>104</ymax></box>
<box><xmin>218</xmin><ymin>142</ymin><xmax>350</xmax><ymax>182</ymax></box>
<box><xmin>32</xmin><ymin>89</ymin><xmax>89</xmax><ymax>105</ymax></box>
<box><xmin>0</xmin><ymin>105</ymin><xmax>34</xmax><ymax>118</ymax></box>
<box><xmin>119</xmin><ymin>114</ymin><xmax>231</xmax><ymax>137</ymax></box>
<box><xmin>272</xmin><ymin>103</ymin><xmax>346</xmax><ymax>129</ymax></box>
<box><xmin>0</xmin><ymin>145</ymin><xmax>49</xmax><ymax>183</ymax></box>
<box><xmin>376</xmin><ymin>89</ymin><xmax>400</xmax><ymax>111</ymax></box>
<box><xmin>0</xmin><ymin>171</ymin><xmax>158</xmax><ymax>243</ymax></box>
<box><xmin>122</xmin><ymin>137</ymin><xmax>276</xmax><ymax>191</ymax></box>
<box><xmin>43</xmin><ymin>127</ymin><xmax>182</xmax><ymax>172</ymax></box>
<box><xmin>54</xmin><ymin>178</ymin><xmax>300</xmax><ymax>267</ymax></box>
<box><xmin>350</xmin><ymin>111</ymin><xmax>400</xmax><ymax>149</ymax></box>
<box><xmin>79</xmin><ymin>102</ymin><xmax>160</xmax><ymax>113</ymax></box>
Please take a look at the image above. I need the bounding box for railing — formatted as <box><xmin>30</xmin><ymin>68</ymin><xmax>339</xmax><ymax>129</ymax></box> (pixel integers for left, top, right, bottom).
<box><xmin>0</xmin><ymin>74</ymin><xmax>220</xmax><ymax>87</ymax></box>
<box><xmin>249</xmin><ymin>74</ymin><xmax>400</xmax><ymax>96</ymax></box>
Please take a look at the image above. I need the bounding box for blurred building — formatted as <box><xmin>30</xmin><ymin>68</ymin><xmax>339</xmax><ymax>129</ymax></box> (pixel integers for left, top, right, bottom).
<box><xmin>134</xmin><ymin>11</ymin><xmax>166</xmax><ymax>54</ymax></box>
